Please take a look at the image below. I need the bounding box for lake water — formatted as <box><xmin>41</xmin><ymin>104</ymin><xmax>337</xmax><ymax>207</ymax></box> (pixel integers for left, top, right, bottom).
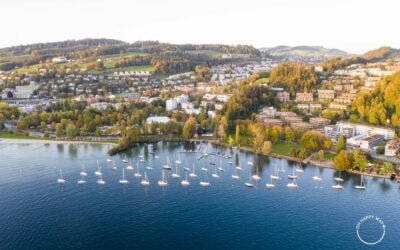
<box><xmin>0</xmin><ymin>141</ymin><xmax>399</xmax><ymax>249</ymax></box>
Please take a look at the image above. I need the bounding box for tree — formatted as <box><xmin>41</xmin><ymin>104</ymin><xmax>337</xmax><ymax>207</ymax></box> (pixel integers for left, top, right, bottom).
<box><xmin>334</xmin><ymin>150</ymin><xmax>350</xmax><ymax>171</ymax></box>
<box><xmin>335</xmin><ymin>135</ymin><xmax>346</xmax><ymax>153</ymax></box>
<box><xmin>284</xmin><ymin>126</ymin><xmax>294</xmax><ymax>143</ymax></box>
<box><xmin>261</xmin><ymin>141</ymin><xmax>272</xmax><ymax>156</ymax></box>
<box><xmin>228</xmin><ymin>136</ymin><xmax>235</xmax><ymax>146</ymax></box>
<box><xmin>65</xmin><ymin>122</ymin><xmax>76</xmax><ymax>139</ymax></box>
<box><xmin>350</xmin><ymin>150</ymin><xmax>368</xmax><ymax>172</ymax></box>
<box><xmin>269</xmin><ymin>127</ymin><xmax>279</xmax><ymax>143</ymax></box>
<box><xmin>55</xmin><ymin>123</ymin><xmax>63</xmax><ymax>137</ymax></box>
<box><xmin>317</xmin><ymin>150</ymin><xmax>325</xmax><ymax>160</ymax></box>
<box><xmin>183</xmin><ymin>117</ymin><xmax>196</xmax><ymax>139</ymax></box>
<box><xmin>235</xmin><ymin>125</ymin><xmax>240</xmax><ymax>145</ymax></box>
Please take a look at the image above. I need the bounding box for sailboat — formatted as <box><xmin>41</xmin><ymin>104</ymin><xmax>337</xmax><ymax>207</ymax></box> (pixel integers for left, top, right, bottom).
<box><xmin>244</xmin><ymin>173</ymin><xmax>255</xmax><ymax>188</ymax></box>
<box><xmin>122</xmin><ymin>154</ymin><xmax>128</xmax><ymax>163</ymax></box>
<box><xmin>57</xmin><ymin>168</ymin><xmax>66</xmax><ymax>184</ymax></box>
<box><xmin>252</xmin><ymin>165</ymin><xmax>261</xmax><ymax>181</ymax></box>
<box><xmin>158</xmin><ymin>170</ymin><xmax>168</xmax><ymax>186</ymax></box>
<box><xmin>199</xmin><ymin>172</ymin><xmax>211</xmax><ymax>187</ymax></box>
<box><xmin>95</xmin><ymin>161</ymin><xmax>102</xmax><ymax>177</ymax></box>
<box><xmin>211</xmin><ymin>166</ymin><xmax>220</xmax><ymax>179</ymax></box>
<box><xmin>106</xmin><ymin>158</ymin><xmax>112</xmax><ymax>163</ymax></box>
<box><xmin>235</xmin><ymin>165</ymin><xmax>243</xmax><ymax>171</ymax></box>
<box><xmin>175</xmin><ymin>153</ymin><xmax>182</xmax><ymax>165</ymax></box>
<box><xmin>277</xmin><ymin>161</ymin><xmax>286</xmax><ymax>173</ymax></box>
<box><xmin>312</xmin><ymin>167</ymin><xmax>322</xmax><ymax>181</ymax></box>
<box><xmin>97</xmin><ymin>177</ymin><xmax>105</xmax><ymax>185</ymax></box>
<box><xmin>354</xmin><ymin>175</ymin><xmax>366</xmax><ymax>190</ymax></box>
<box><xmin>181</xmin><ymin>173</ymin><xmax>190</xmax><ymax>186</ymax></box>
<box><xmin>172</xmin><ymin>164</ymin><xmax>181</xmax><ymax>179</ymax></box>
<box><xmin>119</xmin><ymin>168</ymin><xmax>129</xmax><ymax>184</ymax></box>
<box><xmin>201</xmin><ymin>166</ymin><xmax>208</xmax><ymax>172</ymax></box>
<box><xmin>111</xmin><ymin>162</ymin><xmax>117</xmax><ymax>171</ymax></box>
<box><xmin>134</xmin><ymin>161</ymin><xmax>142</xmax><ymax>177</ymax></box>
<box><xmin>332</xmin><ymin>181</ymin><xmax>343</xmax><ymax>189</ymax></box>
<box><xmin>77</xmin><ymin>178</ymin><xmax>86</xmax><ymax>185</ymax></box>
<box><xmin>247</xmin><ymin>160</ymin><xmax>254</xmax><ymax>166</ymax></box>
<box><xmin>232</xmin><ymin>168</ymin><xmax>240</xmax><ymax>180</ymax></box>
<box><xmin>163</xmin><ymin>156</ymin><xmax>172</xmax><ymax>170</ymax></box>
<box><xmin>334</xmin><ymin>171</ymin><xmax>344</xmax><ymax>182</ymax></box>
<box><xmin>265</xmin><ymin>176</ymin><xmax>276</xmax><ymax>189</ymax></box>
<box><xmin>189</xmin><ymin>164</ymin><xmax>197</xmax><ymax>178</ymax></box>
<box><xmin>287</xmin><ymin>178</ymin><xmax>298</xmax><ymax>189</ymax></box>
<box><xmin>287</xmin><ymin>166</ymin><xmax>297</xmax><ymax>179</ymax></box>
<box><xmin>270</xmin><ymin>165</ymin><xmax>280</xmax><ymax>180</ymax></box>
<box><xmin>80</xmin><ymin>164</ymin><xmax>88</xmax><ymax>177</ymax></box>
<box><xmin>295</xmin><ymin>164</ymin><xmax>304</xmax><ymax>173</ymax></box>
<box><xmin>140</xmin><ymin>171</ymin><xmax>150</xmax><ymax>186</ymax></box>
<box><xmin>126</xmin><ymin>160</ymin><xmax>134</xmax><ymax>171</ymax></box>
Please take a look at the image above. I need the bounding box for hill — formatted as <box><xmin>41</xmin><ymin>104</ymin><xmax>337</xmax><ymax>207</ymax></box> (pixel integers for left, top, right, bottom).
<box><xmin>361</xmin><ymin>46</ymin><xmax>400</xmax><ymax>61</ymax></box>
<box><xmin>261</xmin><ymin>45</ymin><xmax>348</xmax><ymax>59</ymax></box>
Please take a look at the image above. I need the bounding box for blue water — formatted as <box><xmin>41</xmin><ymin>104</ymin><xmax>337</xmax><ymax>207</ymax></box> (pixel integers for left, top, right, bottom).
<box><xmin>0</xmin><ymin>141</ymin><xmax>399</xmax><ymax>249</ymax></box>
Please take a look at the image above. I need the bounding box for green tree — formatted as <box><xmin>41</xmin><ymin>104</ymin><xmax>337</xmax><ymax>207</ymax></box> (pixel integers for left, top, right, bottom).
<box><xmin>55</xmin><ymin>123</ymin><xmax>63</xmax><ymax>137</ymax></box>
<box><xmin>350</xmin><ymin>150</ymin><xmax>368</xmax><ymax>171</ymax></box>
<box><xmin>183</xmin><ymin>117</ymin><xmax>196</xmax><ymax>139</ymax></box>
<box><xmin>65</xmin><ymin>122</ymin><xmax>76</xmax><ymax>139</ymax></box>
<box><xmin>261</xmin><ymin>141</ymin><xmax>272</xmax><ymax>156</ymax></box>
<box><xmin>334</xmin><ymin>150</ymin><xmax>350</xmax><ymax>171</ymax></box>
<box><xmin>235</xmin><ymin>125</ymin><xmax>240</xmax><ymax>145</ymax></box>
<box><xmin>317</xmin><ymin>150</ymin><xmax>325</xmax><ymax>160</ymax></box>
<box><xmin>335</xmin><ymin>135</ymin><xmax>346</xmax><ymax>153</ymax></box>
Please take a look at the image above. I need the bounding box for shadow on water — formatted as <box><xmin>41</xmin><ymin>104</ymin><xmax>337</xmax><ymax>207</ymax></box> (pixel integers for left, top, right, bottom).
<box><xmin>56</xmin><ymin>144</ymin><xmax>64</xmax><ymax>153</ymax></box>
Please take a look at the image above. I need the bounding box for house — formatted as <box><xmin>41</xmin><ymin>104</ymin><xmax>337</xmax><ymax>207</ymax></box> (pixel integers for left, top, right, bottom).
<box><xmin>360</xmin><ymin>134</ymin><xmax>385</xmax><ymax>150</ymax></box>
<box><xmin>166</xmin><ymin>99</ymin><xmax>178</xmax><ymax>111</ymax></box>
<box><xmin>317</xmin><ymin>90</ymin><xmax>335</xmax><ymax>102</ymax></box>
<box><xmin>329</xmin><ymin>102</ymin><xmax>348</xmax><ymax>110</ymax></box>
<box><xmin>309</xmin><ymin>117</ymin><xmax>330</xmax><ymax>128</ymax></box>
<box><xmin>261</xmin><ymin>106</ymin><xmax>278</xmax><ymax>118</ymax></box>
<box><xmin>146</xmin><ymin>116</ymin><xmax>170</xmax><ymax>125</ymax></box>
<box><xmin>52</xmin><ymin>56</ymin><xmax>68</xmax><ymax>63</ymax></box>
<box><xmin>385</xmin><ymin>140</ymin><xmax>400</xmax><ymax>157</ymax></box>
<box><xmin>277</xmin><ymin>91</ymin><xmax>290</xmax><ymax>103</ymax></box>
<box><xmin>295</xmin><ymin>92</ymin><xmax>313</xmax><ymax>103</ymax></box>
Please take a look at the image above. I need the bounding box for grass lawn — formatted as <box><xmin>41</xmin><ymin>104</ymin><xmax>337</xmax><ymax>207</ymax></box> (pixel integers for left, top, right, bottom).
<box><xmin>271</xmin><ymin>142</ymin><xmax>301</xmax><ymax>156</ymax></box>
<box><xmin>94</xmin><ymin>65</ymin><xmax>154</xmax><ymax>74</ymax></box>
<box><xmin>324</xmin><ymin>152</ymin><xmax>335</xmax><ymax>160</ymax></box>
<box><xmin>0</xmin><ymin>132</ymin><xmax>40</xmax><ymax>140</ymax></box>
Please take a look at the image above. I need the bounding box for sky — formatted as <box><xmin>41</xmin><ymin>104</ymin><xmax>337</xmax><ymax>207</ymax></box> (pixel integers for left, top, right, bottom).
<box><xmin>1</xmin><ymin>0</ymin><xmax>399</xmax><ymax>54</ymax></box>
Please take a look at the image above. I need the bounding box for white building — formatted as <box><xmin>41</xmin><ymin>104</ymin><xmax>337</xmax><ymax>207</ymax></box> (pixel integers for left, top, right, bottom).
<box><xmin>146</xmin><ymin>116</ymin><xmax>170</xmax><ymax>125</ymax></box>
<box><xmin>166</xmin><ymin>99</ymin><xmax>178</xmax><ymax>111</ymax></box>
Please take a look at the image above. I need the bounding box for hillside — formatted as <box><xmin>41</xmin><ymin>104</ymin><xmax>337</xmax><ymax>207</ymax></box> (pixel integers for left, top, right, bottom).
<box><xmin>261</xmin><ymin>45</ymin><xmax>348</xmax><ymax>59</ymax></box>
<box><xmin>362</xmin><ymin>46</ymin><xmax>400</xmax><ymax>61</ymax></box>
<box><xmin>0</xmin><ymin>39</ymin><xmax>261</xmax><ymax>75</ymax></box>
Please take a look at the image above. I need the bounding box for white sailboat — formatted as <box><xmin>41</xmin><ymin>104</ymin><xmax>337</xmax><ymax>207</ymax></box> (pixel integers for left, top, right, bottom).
<box><xmin>252</xmin><ymin>165</ymin><xmax>261</xmax><ymax>181</ymax></box>
<box><xmin>77</xmin><ymin>178</ymin><xmax>86</xmax><ymax>185</ymax></box>
<box><xmin>232</xmin><ymin>168</ymin><xmax>240</xmax><ymax>180</ymax></box>
<box><xmin>95</xmin><ymin>161</ymin><xmax>102</xmax><ymax>177</ymax></box>
<box><xmin>270</xmin><ymin>165</ymin><xmax>280</xmax><ymax>180</ymax></box>
<box><xmin>312</xmin><ymin>167</ymin><xmax>322</xmax><ymax>181</ymax></box>
<box><xmin>211</xmin><ymin>166</ymin><xmax>220</xmax><ymax>179</ymax></box>
<box><xmin>122</xmin><ymin>154</ymin><xmax>128</xmax><ymax>163</ymax></box>
<box><xmin>244</xmin><ymin>173</ymin><xmax>255</xmax><ymax>188</ymax></box>
<box><xmin>189</xmin><ymin>164</ymin><xmax>197</xmax><ymax>178</ymax></box>
<box><xmin>295</xmin><ymin>164</ymin><xmax>304</xmax><ymax>173</ymax></box>
<box><xmin>265</xmin><ymin>176</ymin><xmax>276</xmax><ymax>189</ymax></box>
<box><xmin>181</xmin><ymin>173</ymin><xmax>190</xmax><ymax>186</ymax></box>
<box><xmin>158</xmin><ymin>170</ymin><xmax>168</xmax><ymax>186</ymax></box>
<box><xmin>97</xmin><ymin>178</ymin><xmax>105</xmax><ymax>185</ymax></box>
<box><xmin>201</xmin><ymin>167</ymin><xmax>208</xmax><ymax>172</ymax></box>
<box><xmin>175</xmin><ymin>153</ymin><xmax>182</xmax><ymax>165</ymax></box>
<box><xmin>247</xmin><ymin>160</ymin><xmax>254</xmax><ymax>166</ymax></box>
<box><xmin>140</xmin><ymin>171</ymin><xmax>150</xmax><ymax>186</ymax></box>
<box><xmin>334</xmin><ymin>171</ymin><xmax>344</xmax><ymax>182</ymax></box>
<box><xmin>111</xmin><ymin>162</ymin><xmax>117</xmax><ymax>171</ymax></box>
<box><xmin>134</xmin><ymin>161</ymin><xmax>142</xmax><ymax>177</ymax></box>
<box><xmin>172</xmin><ymin>164</ymin><xmax>181</xmax><ymax>179</ymax></box>
<box><xmin>106</xmin><ymin>158</ymin><xmax>112</xmax><ymax>163</ymax></box>
<box><xmin>354</xmin><ymin>175</ymin><xmax>366</xmax><ymax>190</ymax></box>
<box><xmin>277</xmin><ymin>161</ymin><xmax>286</xmax><ymax>173</ymax></box>
<box><xmin>287</xmin><ymin>166</ymin><xmax>297</xmax><ymax>179</ymax></box>
<box><xmin>287</xmin><ymin>178</ymin><xmax>298</xmax><ymax>189</ymax></box>
<box><xmin>57</xmin><ymin>168</ymin><xmax>66</xmax><ymax>184</ymax></box>
<box><xmin>80</xmin><ymin>164</ymin><xmax>88</xmax><ymax>177</ymax></box>
<box><xmin>332</xmin><ymin>182</ymin><xmax>343</xmax><ymax>189</ymax></box>
<box><xmin>199</xmin><ymin>172</ymin><xmax>211</xmax><ymax>187</ymax></box>
<box><xmin>119</xmin><ymin>168</ymin><xmax>129</xmax><ymax>184</ymax></box>
<box><xmin>235</xmin><ymin>165</ymin><xmax>243</xmax><ymax>171</ymax></box>
<box><xmin>126</xmin><ymin>160</ymin><xmax>134</xmax><ymax>171</ymax></box>
<box><xmin>163</xmin><ymin>156</ymin><xmax>171</xmax><ymax>170</ymax></box>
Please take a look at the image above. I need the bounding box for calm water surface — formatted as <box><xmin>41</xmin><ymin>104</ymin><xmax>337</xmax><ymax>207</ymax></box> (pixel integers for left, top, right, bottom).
<box><xmin>0</xmin><ymin>141</ymin><xmax>399</xmax><ymax>249</ymax></box>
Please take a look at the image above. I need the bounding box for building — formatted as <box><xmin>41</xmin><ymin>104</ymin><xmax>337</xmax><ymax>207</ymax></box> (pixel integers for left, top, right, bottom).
<box><xmin>317</xmin><ymin>90</ymin><xmax>335</xmax><ymax>102</ymax></box>
<box><xmin>146</xmin><ymin>116</ymin><xmax>170</xmax><ymax>125</ymax></box>
<box><xmin>325</xmin><ymin>122</ymin><xmax>395</xmax><ymax>143</ymax></box>
<box><xmin>385</xmin><ymin>140</ymin><xmax>400</xmax><ymax>157</ymax></box>
<box><xmin>277</xmin><ymin>91</ymin><xmax>290</xmax><ymax>103</ymax></box>
<box><xmin>329</xmin><ymin>102</ymin><xmax>348</xmax><ymax>110</ymax></box>
<box><xmin>166</xmin><ymin>99</ymin><xmax>178</xmax><ymax>111</ymax></box>
<box><xmin>309</xmin><ymin>117</ymin><xmax>330</xmax><ymax>128</ymax></box>
<box><xmin>290</xmin><ymin>122</ymin><xmax>313</xmax><ymax>131</ymax></box>
<box><xmin>360</xmin><ymin>134</ymin><xmax>385</xmax><ymax>150</ymax></box>
<box><xmin>295</xmin><ymin>92</ymin><xmax>313</xmax><ymax>103</ymax></box>
<box><xmin>261</xmin><ymin>106</ymin><xmax>278</xmax><ymax>118</ymax></box>
<box><xmin>258</xmin><ymin>118</ymin><xmax>283</xmax><ymax>127</ymax></box>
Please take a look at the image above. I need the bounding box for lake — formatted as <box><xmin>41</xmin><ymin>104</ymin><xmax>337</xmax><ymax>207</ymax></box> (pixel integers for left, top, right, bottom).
<box><xmin>0</xmin><ymin>141</ymin><xmax>399</xmax><ymax>249</ymax></box>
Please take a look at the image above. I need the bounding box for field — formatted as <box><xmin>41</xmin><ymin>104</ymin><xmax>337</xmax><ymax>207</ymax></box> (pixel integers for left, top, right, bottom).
<box><xmin>185</xmin><ymin>50</ymin><xmax>223</xmax><ymax>58</ymax></box>
<box><xmin>271</xmin><ymin>142</ymin><xmax>301</xmax><ymax>156</ymax></box>
<box><xmin>0</xmin><ymin>132</ymin><xmax>40</xmax><ymax>140</ymax></box>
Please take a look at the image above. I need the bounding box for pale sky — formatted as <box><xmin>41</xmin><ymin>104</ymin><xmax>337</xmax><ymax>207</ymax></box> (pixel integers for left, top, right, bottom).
<box><xmin>1</xmin><ymin>0</ymin><xmax>399</xmax><ymax>54</ymax></box>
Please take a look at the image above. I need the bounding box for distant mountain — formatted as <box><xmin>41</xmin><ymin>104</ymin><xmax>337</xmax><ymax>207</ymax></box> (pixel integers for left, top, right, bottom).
<box><xmin>260</xmin><ymin>45</ymin><xmax>349</xmax><ymax>59</ymax></box>
<box><xmin>362</xmin><ymin>46</ymin><xmax>400</xmax><ymax>61</ymax></box>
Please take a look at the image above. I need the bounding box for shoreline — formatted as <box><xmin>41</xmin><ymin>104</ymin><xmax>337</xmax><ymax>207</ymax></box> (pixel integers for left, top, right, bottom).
<box><xmin>0</xmin><ymin>138</ymin><xmax>117</xmax><ymax>145</ymax></box>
